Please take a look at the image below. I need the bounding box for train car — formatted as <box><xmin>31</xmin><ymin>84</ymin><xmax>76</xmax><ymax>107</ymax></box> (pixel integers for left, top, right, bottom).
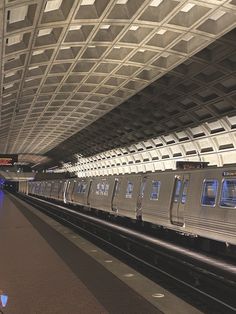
<box><xmin>182</xmin><ymin>167</ymin><xmax>236</xmax><ymax>245</ymax></box>
<box><xmin>21</xmin><ymin>163</ymin><xmax>236</xmax><ymax>246</ymax></box>
<box><xmin>139</xmin><ymin>166</ymin><xmax>236</xmax><ymax>245</ymax></box>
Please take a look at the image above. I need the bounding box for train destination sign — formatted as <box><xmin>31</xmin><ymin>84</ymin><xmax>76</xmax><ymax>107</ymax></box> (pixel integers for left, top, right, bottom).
<box><xmin>0</xmin><ymin>155</ymin><xmax>18</xmax><ymax>166</ymax></box>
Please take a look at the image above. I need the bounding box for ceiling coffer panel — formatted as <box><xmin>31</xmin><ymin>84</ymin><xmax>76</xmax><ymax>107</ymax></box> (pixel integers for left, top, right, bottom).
<box><xmin>0</xmin><ymin>0</ymin><xmax>235</xmax><ymax>168</ymax></box>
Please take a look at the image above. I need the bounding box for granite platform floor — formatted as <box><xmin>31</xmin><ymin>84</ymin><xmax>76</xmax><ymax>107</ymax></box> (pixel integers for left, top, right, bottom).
<box><xmin>0</xmin><ymin>191</ymin><xmax>160</xmax><ymax>314</ymax></box>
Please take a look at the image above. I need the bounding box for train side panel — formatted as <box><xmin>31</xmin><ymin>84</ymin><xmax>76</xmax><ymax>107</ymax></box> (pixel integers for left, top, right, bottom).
<box><xmin>89</xmin><ymin>176</ymin><xmax>117</xmax><ymax>212</ymax></box>
<box><xmin>114</xmin><ymin>174</ymin><xmax>141</xmax><ymax>219</ymax></box>
<box><xmin>185</xmin><ymin>168</ymin><xmax>236</xmax><ymax>245</ymax></box>
<box><xmin>72</xmin><ymin>178</ymin><xmax>91</xmax><ymax>206</ymax></box>
<box><xmin>141</xmin><ymin>172</ymin><xmax>176</xmax><ymax>225</ymax></box>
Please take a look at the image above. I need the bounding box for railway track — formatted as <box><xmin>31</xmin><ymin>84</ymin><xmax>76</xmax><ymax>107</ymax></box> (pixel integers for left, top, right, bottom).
<box><xmin>16</xmin><ymin>193</ymin><xmax>236</xmax><ymax>314</ymax></box>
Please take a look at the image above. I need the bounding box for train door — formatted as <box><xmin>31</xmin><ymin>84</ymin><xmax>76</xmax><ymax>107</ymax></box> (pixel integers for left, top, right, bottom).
<box><xmin>86</xmin><ymin>180</ymin><xmax>93</xmax><ymax>206</ymax></box>
<box><xmin>170</xmin><ymin>174</ymin><xmax>190</xmax><ymax>226</ymax></box>
<box><xmin>111</xmin><ymin>179</ymin><xmax>119</xmax><ymax>212</ymax></box>
<box><xmin>65</xmin><ymin>181</ymin><xmax>71</xmax><ymax>203</ymax></box>
<box><xmin>136</xmin><ymin>176</ymin><xmax>147</xmax><ymax>219</ymax></box>
<box><xmin>63</xmin><ymin>181</ymin><xmax>68</xmax><ymax>203</ymax></box>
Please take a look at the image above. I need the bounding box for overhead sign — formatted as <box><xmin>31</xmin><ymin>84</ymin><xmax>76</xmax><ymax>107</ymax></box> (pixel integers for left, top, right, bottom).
<box><xmin>0</xmin><ymin>155</ymin><xmax>18</xmax><ymax>166</ymax></box>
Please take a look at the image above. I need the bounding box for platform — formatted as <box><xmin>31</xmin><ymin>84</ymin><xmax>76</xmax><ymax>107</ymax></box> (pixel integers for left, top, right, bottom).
<box><xmin>0</xmin><ymin>191</ymin><xmax>201</xmax><ymax>314</ymax></box>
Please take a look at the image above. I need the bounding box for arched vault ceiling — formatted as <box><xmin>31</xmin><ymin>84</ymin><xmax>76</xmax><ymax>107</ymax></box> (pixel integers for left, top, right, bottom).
<box><xmin>46</xmin><ymin>30</ymin><xmax>236</xmax><ymax>163</ymax></box>
<box><xmin>0</xmin><ymin>0</ymin><xmax>236</xmax><ymax>167</ymax></box>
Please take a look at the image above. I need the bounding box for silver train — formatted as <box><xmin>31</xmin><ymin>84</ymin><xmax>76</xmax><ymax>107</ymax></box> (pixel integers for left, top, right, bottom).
<box><xmin>19</xmin><ymin>163</ymin><xmax>236</xmax><ymax>246</ymax></box>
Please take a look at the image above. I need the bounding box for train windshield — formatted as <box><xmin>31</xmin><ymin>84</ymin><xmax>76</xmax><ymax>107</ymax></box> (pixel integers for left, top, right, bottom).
<box><xmin>220</xmin><ymin>179</ymin><xmax>236</xmax><ymax>208</ymax></box>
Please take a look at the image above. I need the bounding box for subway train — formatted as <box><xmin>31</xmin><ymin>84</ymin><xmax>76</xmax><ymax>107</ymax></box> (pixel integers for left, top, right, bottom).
<box><xmin>19</xmin><ymin>162</ymin><xmax>236</xmax><ymax>247</ymax></box>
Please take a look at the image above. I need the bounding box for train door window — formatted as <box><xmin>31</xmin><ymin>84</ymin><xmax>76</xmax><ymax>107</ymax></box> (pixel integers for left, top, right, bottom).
<box><xmin>140</xmin><ymin>178</ymin><xmax>147</xmax><ymax>199</ymax></box>
<box><xmin>150</xmin><ymin>180</ymin><xmax>161</xmax><ymax>200</ymax></box>
<box><xmin>77</xmin><ymin>182</ymin><xmax>82</xmax><ymax>193</ymax></box>
<box><xmin>125</xmin><ymin>181</ymin><xmax>133</xmax><ymax>199</ymax></box>
<box><xmin>219</xmin><ymin>179</ymin><xmax>236</xmax><ymax>208</ymax></box>
<box><xmin>81</xmin><ymin>183</ymin><xmax>87</xmax><ymax>194</ymax></box>
<box><xmin>173</xmin><ymin>177</ymin><xmax>182</xmax><ymax>203</ymax></box>
<box><xmin>104</xmin><ymin>183</ymin><xmax>109</xmax><ymax>196</ymax></box>
<box><xmin>96</xmin><ymin>183</ymin><xmax>100</xmax><ymax>195</ymax></box>
<box><xmin>201</xmin><ymin>180</ymin><xmax>218</xmax><ymax>207</ymax></box>
<box><xmin>181</xmin><ymin>179</ymin><xmax>189</xmax><ymax>204</ymax></box>
<box><xmin>100</xmin><ymin>182</ymin><xmax>105</xmax><ymax>195</ymax></box>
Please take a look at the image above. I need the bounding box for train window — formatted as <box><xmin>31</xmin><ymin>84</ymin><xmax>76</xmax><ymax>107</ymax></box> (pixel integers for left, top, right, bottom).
<box><xmin>96</xmin><ymin>183</ymin><xmax>100</xmax><ymax>195</ymax></box>
<box><xmin>181</xmin><ymin>180</ymin><xmax>189</xmax><ymax>204</ymax></box>
<box><xmin>76</xmin><ymin>183</ymin><xmax>81</xmax><ymax>193</ymax></box>
<box><xmin>150</xmin><ymin>181</ymin><xmax>161</xmax><ymax>200</ymax></box>
<box><xmin>173</xmin><ymin>178</ymin><xmax>182</xmax><ymax>203</ymax></box>
<box><xmin>201</xmin><ymin>180</ymin><xmax>218</xmax><ymax>207</ymax></box>
<box><xmin>104</xmin><ymin>183</ymin><xmax>109</xmax><ymax>196</ymax></box>
<box><xmin>126</xmin><ymin>181</ymin><xmax>133</xmax><ymax>198</ymax></box>
<box><xmin>219</xmin><ymin>179</ymin><xmax>236</xmax><ymax>208</ymax></box>
<box><xmin>100</xmin><ymin>182</ymin><xmax>105</xmax><ymax>195</ymax></box>
<box><xmin>81</xmin><ymin>183</ymin><xmax>87</xmax><ymax>194</ymax></box>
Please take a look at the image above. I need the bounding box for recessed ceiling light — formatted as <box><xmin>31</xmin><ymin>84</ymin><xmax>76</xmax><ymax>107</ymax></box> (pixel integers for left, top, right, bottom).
<box><xmin>5</xmin><ymin>71</ymin><xmax>16</xmax><ymax>78</ymax></box>
<box><xmin>100</xmin><ymin>25</ymin><xmax>110</xmax><ymax>29</ymax></box>
<box><xmin>80</xmin><ymin>0</ymin><xmax>95</xmax><ymax>5</ymax></box>
<box><xmin>44</xmin><ymin>0</ymin><xmax>63</xmax><ymax>12</ymax></box>
<box><xmin>7</xmin><ymin>56</ymin><xmax>19</xmax><ymax>62</ymax></box>
<box><xmin>38</xmin><ymin>28</ymin><xmax>52</xmax><ymax>37</ymax></box>
<box><xmin>6</xmin><ymin>34</ymin><xmax>22</xmax><ymax>46</ymax></box>
<box><xmin>210</xmin><ymin>10</ymin><xmax>226</xmax><ymax>21</ymax></box>
<box><xmin>60</xmin><ymin>46</ymin><xmax>70</xmax><ymax>50</ymax></box>
<box><xmin>157</xmin><ymin>29</ymin><xmax>166</xmax><ymax>35</ymax></box>
<box><xmin>149</xmin><ymin>0</ymin><xmax>163</xmax><ymax>7</ymax></box>
<box><xmin>4</xmin><ymin>84</ymin><xmax>13</xmax><ymax>89</ymax></box>
<box><xmin>117</xmin><ymin>0</ymin><xmax>128</xmax><ymax>4</ymax></box>
<box><xmin>162</xmin><ymin>52</ymin><xmax>170</xmax><ymax>58</ymax></box>
<box><xmin>69</xmin><ymin>25</ymin><xmax>81</xmax><ymax>31</ymax></box>
<box><xmin>3</xmin><ymin>93</ymin><xmax>12</xmax><ymax>98</ymax></box>
<box><xmin>8</xmin><ymin>5</ymin><xmax>28</xmax><ymax>24</ymax></box>
<box><xmin>180</xmin><ymin>3</ymin><xmax>195</xmax><ymax>13</ymax></box>
<box><xmin>139</xmin><ymin>49</ymin><xmax>146</xmax><ymax>52</ymax></box>
<box><xmin>32</xmin><ymin>50</ymin><xmax>45</xmax><ymax>55</ymax></box>
<box><xmin>130</xmin><ymin>25</ymin><xmax>139</xmax><ymax>31</ymax></box>
<box><xmin>183</xmin><ymin>33</ymin><xmax>194</xmax><ymax>41</ymax></box>
<box><xmin>29</xmin><ymin>66</ymin><xmax>39</xmax><ymax>70</ymax></box>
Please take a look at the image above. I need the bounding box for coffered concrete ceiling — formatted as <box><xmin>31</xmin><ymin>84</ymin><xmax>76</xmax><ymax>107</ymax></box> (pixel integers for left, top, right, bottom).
<box><xmin>0</xmin><ymin>0</ymin><xmax>235</xmax><ymax>167</ymax></box>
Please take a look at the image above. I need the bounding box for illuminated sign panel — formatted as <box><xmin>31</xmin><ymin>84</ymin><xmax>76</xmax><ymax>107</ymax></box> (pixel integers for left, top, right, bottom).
<box><xmin>176</xmin><ymin>161</ymin><xmax>209</xmax><ymax>170</ymax></box>
<box><xmin>223</xmin><ymin>171</ymin><xmax>236</xmax><ymax>177</ymax></box>
<box><xmin>0</xmin><ymin>155</ymin><xmax>18</xmax><ymax>166</ymax></box>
